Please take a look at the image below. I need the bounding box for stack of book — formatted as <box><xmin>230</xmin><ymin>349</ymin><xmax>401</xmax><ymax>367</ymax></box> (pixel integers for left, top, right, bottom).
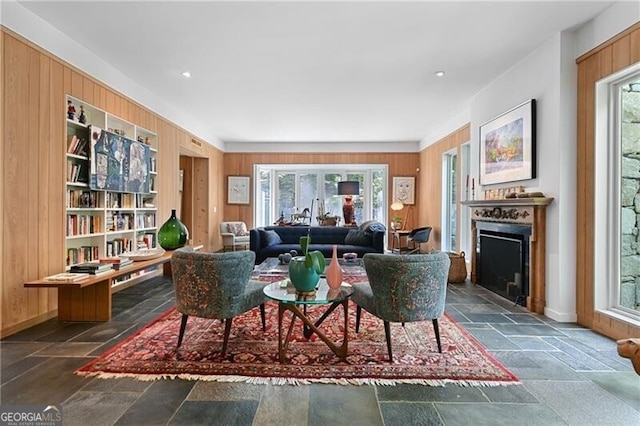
<box><xmin>69</xmin><ymin>262</ymin><xmax>113</xmax><ymax>275</ymax></box>
<box><xmin>44</xmin><ymin>272</ymin><xmax>90</xmax><ymax>283</ymax></box>
<box><xmin>99</xmin><ymin>257</ymin><xmax>133</xmax><ymax>270</ymax></box>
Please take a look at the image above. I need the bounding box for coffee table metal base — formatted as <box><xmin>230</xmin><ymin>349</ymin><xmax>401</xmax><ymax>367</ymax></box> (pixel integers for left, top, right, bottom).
<box><xmin>277</xmin><ymin>299</ymin><xmax>349</xmax><ymax>363</ymax></box>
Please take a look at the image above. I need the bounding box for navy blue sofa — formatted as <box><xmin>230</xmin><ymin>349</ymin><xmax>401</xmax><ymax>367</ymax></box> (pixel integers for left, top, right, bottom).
<box><xmin>250</xmin><ymin>224</ymin><xmax>385</xmax><ymax>264</ymax></box>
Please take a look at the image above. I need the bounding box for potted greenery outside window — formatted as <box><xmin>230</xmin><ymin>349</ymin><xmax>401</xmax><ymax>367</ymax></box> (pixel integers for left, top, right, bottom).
<box><xmin>288</xmin><ymin>234</ymin><xmax>325</xmax><ymax>293</ymax></box>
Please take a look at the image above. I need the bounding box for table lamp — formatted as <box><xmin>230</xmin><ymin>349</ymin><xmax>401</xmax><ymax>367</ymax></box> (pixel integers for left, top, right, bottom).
<box><xmin>337</xmin><ymin>181</ymin><xmax>359</xmax><ymax>226</ymax></box>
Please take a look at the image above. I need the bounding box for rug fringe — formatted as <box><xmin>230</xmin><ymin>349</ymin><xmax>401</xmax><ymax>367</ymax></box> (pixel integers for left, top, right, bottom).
<box><xmin>76</xmin><ymin>370</ymin><xmax>520</xmax><ymax>387</ymax></box>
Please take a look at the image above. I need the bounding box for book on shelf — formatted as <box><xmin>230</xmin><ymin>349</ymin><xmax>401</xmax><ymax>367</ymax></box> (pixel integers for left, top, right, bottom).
<box><xmin>98</xmin><ymin>256</ymin><xmax>130</xmax><ymax>264</ymax></box>
<box><xmin>44</xmin><ymin>272</ymin><xmax>90</xmax><ymax>282</ymax></box>
<box><xmin>69</xmin><ymin>262</ymin><xmax>113</xmax><ymax>273</ymax></box>
<box><xmin>112</xmin><ymin>259</ymin><xmax>134</xmax><ymax>269</ymax></box>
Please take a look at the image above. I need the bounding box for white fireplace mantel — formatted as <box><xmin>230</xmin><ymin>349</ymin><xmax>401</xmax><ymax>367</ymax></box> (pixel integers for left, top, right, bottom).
<box><xmin>462</xmin><ymin>198</ymin><xmax>554</xmax><ymax>314</ymax></box>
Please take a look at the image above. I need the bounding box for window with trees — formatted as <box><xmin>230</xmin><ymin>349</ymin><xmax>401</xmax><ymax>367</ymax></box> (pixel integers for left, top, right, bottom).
<box><xmin>254</xmin><ymin>165</ymin><xmax>387</xmax><ymax>228</ymax></box>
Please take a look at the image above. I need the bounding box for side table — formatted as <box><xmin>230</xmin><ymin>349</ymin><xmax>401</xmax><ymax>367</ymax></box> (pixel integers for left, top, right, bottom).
<box><xmin>392</xmin><ymin>230</ymin><xmax>412</xmax><ymax>253</ymax></box>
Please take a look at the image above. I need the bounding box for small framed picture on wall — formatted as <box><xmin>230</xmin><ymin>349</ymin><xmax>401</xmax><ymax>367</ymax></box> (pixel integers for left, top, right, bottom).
<box><xmin>392</xmin><ymin>176</ymin><xmax>415</xmax><ymax>205</ymax></box>
<box><xmin>228</xmin><ymin>176</ymin><xmax>250</xmax><ymax>204</ymax></box>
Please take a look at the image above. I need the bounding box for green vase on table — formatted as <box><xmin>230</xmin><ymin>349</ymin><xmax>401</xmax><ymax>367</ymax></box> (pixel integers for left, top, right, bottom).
<box><xmin>158</xmin><ymin>209</ymin><xmax>189</xmax><ymax>250</ymax></box>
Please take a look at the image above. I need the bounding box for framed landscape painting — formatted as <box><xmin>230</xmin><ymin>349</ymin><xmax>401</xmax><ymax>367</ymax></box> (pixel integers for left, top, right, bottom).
<box><xmin>479</xmin><ymin>99</ymin><xmax>536</xmax><ymax>185</ymax></box>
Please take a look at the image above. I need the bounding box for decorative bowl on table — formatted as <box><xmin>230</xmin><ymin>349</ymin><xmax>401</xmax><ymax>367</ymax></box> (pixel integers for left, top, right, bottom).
<box><xmin>343</xmin><ymin>252</ymin><xmax>358</xmax><ymax>262</ymax></box>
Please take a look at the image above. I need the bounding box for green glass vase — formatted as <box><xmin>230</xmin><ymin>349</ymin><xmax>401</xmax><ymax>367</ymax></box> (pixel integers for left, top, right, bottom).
<box><xmin>158</xmin><ymin>209</ymin><xmax>188</xmax><ymax>250</ymax></box>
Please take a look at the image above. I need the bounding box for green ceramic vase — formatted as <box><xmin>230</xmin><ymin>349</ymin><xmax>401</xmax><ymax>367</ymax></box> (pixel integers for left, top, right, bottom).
<box><xmin>288</xmin><ymin>256</ymin><xmax>320</xmax><ymax>292</ymax></box>
<box><xmin>158</xmin><ymin>209</ymin><xmax>188</xmax><ymax>250</ymax></box>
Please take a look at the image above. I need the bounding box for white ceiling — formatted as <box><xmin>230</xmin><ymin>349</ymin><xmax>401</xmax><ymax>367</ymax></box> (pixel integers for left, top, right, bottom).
<box><xmin>16</xmin><ymin>0</ymin><xmax>614</xmax><ymax>149</ymax></box>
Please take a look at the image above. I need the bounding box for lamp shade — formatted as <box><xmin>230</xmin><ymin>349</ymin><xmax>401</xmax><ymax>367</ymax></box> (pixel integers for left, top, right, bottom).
<box><xmin>390</xmin><ymin>201</ymin><xmax>404</xmax><ymax>211</ymax></box>
<box><xmin>337</xmin><ymin>181</ymin><xmax>359</xmax><ymax>196</ymax></box>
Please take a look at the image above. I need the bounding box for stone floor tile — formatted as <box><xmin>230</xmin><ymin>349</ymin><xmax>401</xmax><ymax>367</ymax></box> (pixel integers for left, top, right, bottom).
<box><xmin>524</xmin><ymin>379</ymin><xmax>640</xmax><ymax>425</ymax></box>
<box><xmin>169</xmin><ymin>400</ymin><xmax>259</xmax><ymax>425</ymax></box>
<box><xmin>32</xmin><ymin>342</ymin><xmax>103</xmax><ymax>357</ymax></box>
<box><xmin>380</xmin><ymin>402</ymin><xmax>443</xmax><ymax>425</ymax></box>
<box><xmin>253</xmin><ymin>384</ymin><xmax>310</xmax><ymax>425</ymax></box>
<box><xmin>584</xmin><ymin>371</ymin><xmax>640</xmax><ymax>411</ymax></box>
<box><xmin>0</xmin><ymin>341</ymin><xmax>52</xmax><ymax>367</ymax></box>
<box><xmin>465</xmin><ymin>328</ymin><xmax>520</xmax><ymax>350</ymax></box>
<box><xmin>0</xmin><ymin>357</ymin><xmax>92</xmax><ymax>404</ymax></box>
<box><xmin>62</xmin><ymin>391</ymin><xmax>139</xmax><ymax>426</ymax></box>
<box><xmin>114</xmin><ymin>379</ymin><xmax>195</xmax><ymax>425</ymax></box>
<box><xmin>480</xmin><ymin>383</ymin><xmax>540</xmax><ymax>403</ymax></box>
<box><xmin>491</xmin><ymin>323</ymin><xmax>567</xmax><ymax>337</ymax></box>
<box><xmin>434</xmin><ymin>402</ymin><xmax>565</xmax><ymax>425</ymax></box>
<box><xmin>309</xmin><ymin>384</ymin><xmax>383</xmax><ymax>425</ymax></box>
<box><xmin>376</xmin><ymin>384</ymin><xmax>487</xmax><ymax>402</ymax></box>
<box><xmin>188</xmin><ymin>381</ymin><xmax>265</xmax><ymax>401</ymax></box>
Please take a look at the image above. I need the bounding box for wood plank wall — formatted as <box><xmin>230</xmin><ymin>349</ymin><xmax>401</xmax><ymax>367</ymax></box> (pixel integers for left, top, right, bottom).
<box><xmin>418</xmin><ymin>124</ymin><xmax>470</xmax><ymax>251</ymax></box>
<box><xmin>1</xmin><ymin>29</ymin><xmax>224</xmax><ymax>337</ymax></box>
<box><xmin>222</xmin><ymin>152</ymin><xmax>420</xmax><ymax>234</ymax></box>
<box><xmin>576</xmin><ymin>22</ymin><xmax>640</xmax><ymax>339</ymax></box>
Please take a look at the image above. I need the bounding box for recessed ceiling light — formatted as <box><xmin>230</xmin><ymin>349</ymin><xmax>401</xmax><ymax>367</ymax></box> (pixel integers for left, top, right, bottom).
<box><xmin>181</xmin><ymin>71</ymin><xmax>191</xmax><ymax>78</ymax></box>
<box><xmin>435</xmin><ymin>71</ymin><xmax>445</xmax><ymax>77</ymax></box>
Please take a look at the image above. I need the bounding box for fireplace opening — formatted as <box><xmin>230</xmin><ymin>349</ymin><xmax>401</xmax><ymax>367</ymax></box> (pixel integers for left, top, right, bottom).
<box><xmin>476</xmin><ymin>221</ymin><xmax>531</xmax><ymax>306</ymax></box>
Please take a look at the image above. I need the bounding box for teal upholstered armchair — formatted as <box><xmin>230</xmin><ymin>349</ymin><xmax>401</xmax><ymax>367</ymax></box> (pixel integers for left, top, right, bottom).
<box><xmin>353</xmin><ymin>252</ymin><xmax>451</xmax><ymax>361</ymax></box>
<box><xmin>171</xmin><ymin>249</ymin><xmax>266</xmax><ymax>355</ymax></box>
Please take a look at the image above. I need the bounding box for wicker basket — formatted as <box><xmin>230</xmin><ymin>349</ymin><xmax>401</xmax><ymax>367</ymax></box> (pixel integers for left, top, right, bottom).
<box><xmin>447</xmin><ymin>251</ymin><xmax>468</xmax><ymax>283</ymax></box>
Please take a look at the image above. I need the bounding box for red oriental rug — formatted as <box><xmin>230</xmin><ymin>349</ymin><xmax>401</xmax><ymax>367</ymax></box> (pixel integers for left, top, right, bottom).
<box><xmin>76</xmin><ymin>301</ymin><xmax>519</xmax><ymax>387</ymax></box>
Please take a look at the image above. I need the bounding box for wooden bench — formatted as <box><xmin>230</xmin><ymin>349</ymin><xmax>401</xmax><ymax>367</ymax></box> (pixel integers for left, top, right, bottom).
<box><xmin>24</xmin><ymin>251</ymin><xmax>176</xmax><ymax>322</ymax></box>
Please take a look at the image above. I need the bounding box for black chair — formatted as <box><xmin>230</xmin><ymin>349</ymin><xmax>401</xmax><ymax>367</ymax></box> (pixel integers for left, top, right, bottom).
<box><xmin>407</xmin><ymin>226</ymin><xmax>432</xmax><ymax>254</ymax></box>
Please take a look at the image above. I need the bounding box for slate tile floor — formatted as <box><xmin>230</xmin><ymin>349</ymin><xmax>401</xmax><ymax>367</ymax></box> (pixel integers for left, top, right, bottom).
<box><xmin>2</xmin><ymin>276</ymin><xmax>639</xmax><ymax>425</ymax></box>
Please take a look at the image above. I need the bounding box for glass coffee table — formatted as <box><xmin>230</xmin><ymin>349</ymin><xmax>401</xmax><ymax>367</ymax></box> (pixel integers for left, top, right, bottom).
<box><xmin>253</xmin><ymin>257</ymin><xmax>366</xmax><ymax>278</ymax></box>
<box><xmin>263</xmin><ymin>278</ymin><xmax>353</xmax><ymax>363</ymax></box>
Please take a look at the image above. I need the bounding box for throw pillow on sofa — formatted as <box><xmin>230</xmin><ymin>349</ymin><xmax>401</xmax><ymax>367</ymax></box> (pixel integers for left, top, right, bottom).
<box><xmin>345</xmin><ymin>229</ymin><xmax>372</xmax><ymax>247</ymax></box>
<box><xmin>260</xmin><ymin>229</ymin><xmax>282</xmax><ymax>247</ymax></box>
<box><xmin>227</xmin><ymin>223</ymin><xmax>248</xmax><ymax>236</ymax></box>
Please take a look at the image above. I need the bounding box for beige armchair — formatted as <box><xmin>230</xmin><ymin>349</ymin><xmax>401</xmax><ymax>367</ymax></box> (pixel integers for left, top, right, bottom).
<box><xmin>220</xmin><ymin>221</ymin><xmax>250</xmax><ymax>251</ymax></box>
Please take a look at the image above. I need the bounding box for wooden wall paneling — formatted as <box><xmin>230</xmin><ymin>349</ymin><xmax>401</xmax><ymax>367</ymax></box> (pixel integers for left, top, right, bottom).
<box><xmin>193</xmin><ymin>157</ymin><xmax>210</xmax><ymax>249</ymax></box>
<box><xmin>27</xmin><ymin>45</ymin><xmax>41</xmax><ymax>317</ymax></box>
<box><xmin>70</xmin><ymin>70</ymin><xmax>83</xmax><ymax>99</ymax></box>
<box><xmin>1</xmin><ymin>31</ymin><xmax>220</xmax><ymax>336</ymax></box>
<box><xmin>4</xmin><ymin>35</ymin><xmax>30</xmax><ymax>328</ymax></box>
<box><xmin>221</xmin><ymin>152</ymin><xmax>420</xmax><ymax>230</ymax></box>
<box><xmin>36</xmin><ymin>50</ymin><xmax>51</xmax><ymax>314</ymax></box>
<box><xmin>575</xmin><ymin>24</ymin><xmax>640</xmax><ymax>339</ymax></box>
<box><xmin>576</xmin><ymin>59</ymin><xmax>588</xmax><ymax>322</ymax></box>
<box><xmin>82</xmin><ymin>76</ymin><xmax>95</xmax><ymax>106</ymax></box>
<box><xmin>612</xmin><ymin>35</ymin><xmax>630</xmax><ymax>71</ymax></box>
<box><xmin>48</xmin><ymin>59</ymin><xmax>65</xmax><ymax>310</ymax></box>
<box><xmin>1</xmin><ymin>29</ymin><xmax>5</xmax><ymax>329</ymax></box>
<box><xmin>631</xmin><ymin>29</ymin><xmax>640</xmax><ymax>63</ymax></box>
<box><xmin>418</xmin><ymin>124</ymin><xmax>470</xmax><ymax>252</ymax></box>
<box><xmin>179</xmin><ymin>155</ymin><xmax>194</xmax><ymax>234</ymax></box>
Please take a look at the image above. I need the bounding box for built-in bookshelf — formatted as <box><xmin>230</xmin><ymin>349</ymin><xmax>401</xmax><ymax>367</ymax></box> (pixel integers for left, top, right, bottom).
<box><xmin>65</xmin><ymin>95</ymin><xmax>159</xmax><ymax>268</ymax></box>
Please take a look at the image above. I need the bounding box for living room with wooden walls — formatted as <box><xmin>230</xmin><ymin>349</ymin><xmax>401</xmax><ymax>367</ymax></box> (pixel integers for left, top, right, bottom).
<box><xmin>1</xmin><ymin>28</ymin><xmax>224</xmax><ymax>337</ymax></box>
<box><xmin>222</xmin><ymin>152</ymin><xmax>420</xmax><ymax>230</ymax></box>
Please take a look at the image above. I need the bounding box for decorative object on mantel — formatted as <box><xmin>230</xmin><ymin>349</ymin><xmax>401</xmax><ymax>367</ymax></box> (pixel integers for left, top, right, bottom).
<box><xmin>517</xmin><ymin>191</ymin><xmax>544</xmax><ymax>198</ymax></box>
<box><xmin>480</xmin><ymin>99</ymin><xmax>536</xmax><ymax>185</ymax></box>
<box><xmin>158</xmin><ymin>209</ymin><xmax>189</xmax><ymax>250</ymax></box>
